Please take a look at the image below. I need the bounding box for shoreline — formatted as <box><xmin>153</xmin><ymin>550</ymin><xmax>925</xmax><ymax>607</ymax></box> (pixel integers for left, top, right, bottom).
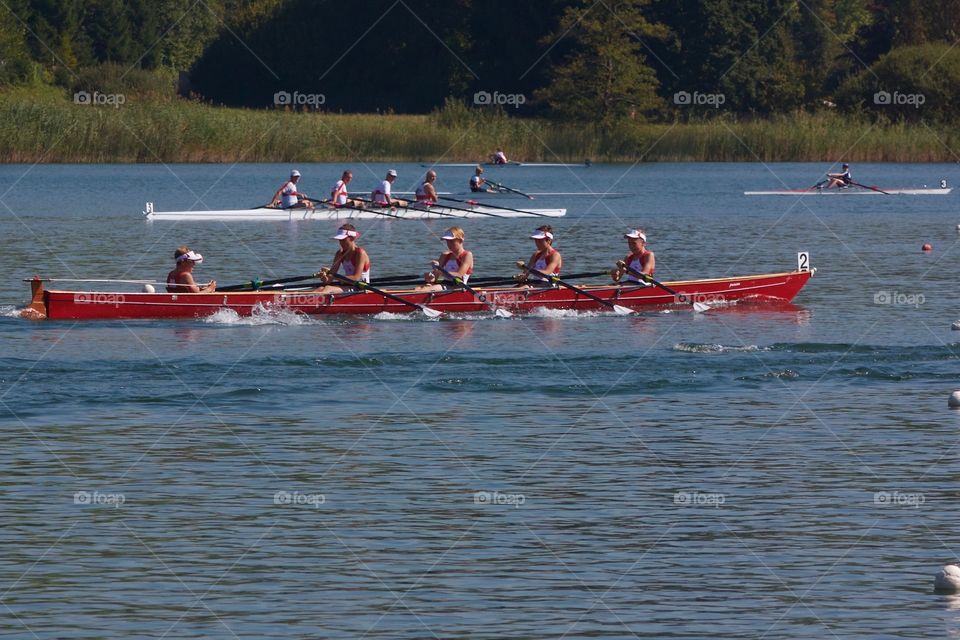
<box><xmin>2</xmin><ymin>88</ymin><xmax>958</xmax><ymax>164</ymax></box>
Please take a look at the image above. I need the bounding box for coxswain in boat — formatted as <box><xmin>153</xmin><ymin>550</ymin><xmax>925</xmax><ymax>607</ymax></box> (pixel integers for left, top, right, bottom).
<box><xmin>371</xmin><ymin>169</ymin><xmax>406</xmax><ymax>207</ymax></box>
<box><xmin>331</xmin><ymin>170</ymin><xmax>365</xmax><ymax>208</ymax></box>
<box><xmin>414</xmin><ymin>170</ymin><xmax>439</xmax><ymax>206</ymax></box>
<box><xmin>314</xmin><ymin>224</ymin><xmax>371</xmax><ymax>294</ymax></box>
<box><xmin>825</xmin><ymin>163</ymin><xmax>852</xmax><ymax>189</ymax></box>
<box><xmin>610</xmin><ymin>229</ymin><xmax>655</xmax><ymax>284</ymax></box>
<box><xmin>517</xmin><ymin>225</ymin><xmax>562</xmax><ymax>285</ymax></box>
<box><xmin>417</xmin><ymin>227</ymin><xmax>474</xmax><ymax>291</ymax></box>
<box><xmin>271</xmin><ymin>169</ymin><xmax>316</xmax><ymax>209</ymax></box>
<box><xmin>469</xmin><ymin>166</ymin><xmax>492</xmax><ymax>193</ymax></box>
<box><xmin>492</xmin><ymin>148</ymin><xmax>509</xmax><ymax>165</ymax></box>
<box><xmin>166</xmin><ymin>247</ymin><xmax>216</xmax><ymax>293</ymax></box>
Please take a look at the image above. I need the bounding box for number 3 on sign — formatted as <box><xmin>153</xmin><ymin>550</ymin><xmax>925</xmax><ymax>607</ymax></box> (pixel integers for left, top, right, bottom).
<box><xmin>797</xmin><ymin>251</ymin><xmax>810</xmax><ymax>272</ymax></box>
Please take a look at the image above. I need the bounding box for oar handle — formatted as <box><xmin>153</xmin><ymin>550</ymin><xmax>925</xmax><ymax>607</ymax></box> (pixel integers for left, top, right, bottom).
<box><xmin>433</xmin><ymin>262</ymin><xmax>486</xmax><ymax>302</ymax></box>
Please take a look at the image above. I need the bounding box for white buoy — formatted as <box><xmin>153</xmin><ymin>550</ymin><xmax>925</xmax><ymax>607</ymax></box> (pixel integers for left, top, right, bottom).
<box><xmin>953</xmin><ymin>321</ymin><xmax>960</xmax><ymax>331</ymax></box>
<box><xmin>950</xmin><ymin>391</ymin><xmax>960</xmax><ymax>408</ymax></box>
<box><xmin>935</xmin><ymin>564</ymin><xmax>960</xmax><ymax>592</ymax></box>
<box><xmin>142</xmin><ymin>284</ymin><xmax>156</xmax><ymax>293</ymax></box>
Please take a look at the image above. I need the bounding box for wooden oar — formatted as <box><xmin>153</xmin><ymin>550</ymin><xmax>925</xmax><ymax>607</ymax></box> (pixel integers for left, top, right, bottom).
<box><xmin>616</xmin><ymin>261</ymin><xmax>710</xmax><ymax>312</ymax></box>
<box><xmin>432</xmin><ymin>263</ymin><xmax>512</xmax><ymax>318</ymax></box>
<box><xmin>516</xmin><ymin>261</ymin><xmax>633</xmax><ymax>315</ymax></box>
<box><xmin>438</xmin><ymin>196</ymin><xmax>550</xmax><ymax>217</ymax></box>
<box><xmin>484</xmin><ymin>179</ymin><xmax>534</xmax><ymax>199</ymax></box>
<box><xmin>849</xmin><ymin>181</ymin><xmax>890</xmax><ymax>195</ymax></box>
<box><xmin>324</xmin><ymin>271</ymin><xmax>442</xmax><ymax>318</ymax></box>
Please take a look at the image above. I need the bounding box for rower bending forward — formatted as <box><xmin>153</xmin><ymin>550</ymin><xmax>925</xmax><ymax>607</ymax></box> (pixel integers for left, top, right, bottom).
<box><xmin>517</xmin><ymin>225</ymin><xmax>562</xmax><ymax>285</ymax></box>
<box><xmin>611</xmin><ymin>229</ymin><xmax>655</xmax><ymax>284</ymax></box>
<box><xmin>314</xmin><ymin>224</ymin><xmax>371</xmax><ymax>294</ymax></box>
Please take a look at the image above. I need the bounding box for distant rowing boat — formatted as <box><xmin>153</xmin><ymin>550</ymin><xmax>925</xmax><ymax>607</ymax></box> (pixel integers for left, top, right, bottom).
<box><xmin>424</xmin><ymin>161</ymin><xmax>591</xmax><ymax>168</ymax></box>
<box><xmin>745</xmin><ymin>186</ymin><xmax>952</xmax><ymax>196</ymax></box>
<box><xmin>142</xmin><ymin>202</ymin><xmax>565</xmax><ymax>221</ymax></box>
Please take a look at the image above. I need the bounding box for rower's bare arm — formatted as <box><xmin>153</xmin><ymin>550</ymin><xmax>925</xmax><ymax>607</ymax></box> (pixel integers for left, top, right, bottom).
<box><xmin>456</xmin><ymin>252</ymin><xmax>474</xmax><ymax>279</ymax></box>
<box><xmin>643</xmin><ymin>252</ymin><xmax>655</xmax><ymax>274</ymax></box>
<box><xmin>203</xmin><ymin>280</ymin><xmax>217</xmax><ymax>292</ymax></box>
<box><xmin>543</xmin><ymin>252</ymin><xmax>562</xmax><ymax>275</ymax></box>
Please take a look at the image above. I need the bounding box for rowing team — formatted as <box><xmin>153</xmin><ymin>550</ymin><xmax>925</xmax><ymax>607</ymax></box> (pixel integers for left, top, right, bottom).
<box><xmin>164</xmin><ymin>226</ymin><xmax>656</xmax><ymax>294</ymax></box>
<box><xmin>271</xmin><ymin>169</ymin><xmax>443</xmax><ymax>210</ymax></box>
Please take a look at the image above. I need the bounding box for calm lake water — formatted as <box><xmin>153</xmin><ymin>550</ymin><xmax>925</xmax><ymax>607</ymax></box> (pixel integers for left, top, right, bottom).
<box><xmin>2</xmin><ymin>162</ymin><xmax>960</xmax><ymax>638</ymax></box>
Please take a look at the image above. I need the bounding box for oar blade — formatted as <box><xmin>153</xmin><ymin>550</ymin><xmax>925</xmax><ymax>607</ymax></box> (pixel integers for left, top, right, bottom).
<box><xmin>692</xmin><ymin>301</ymin><xmax>711</xmax><ymax>313</ymax></box>
<box><xmin>494</xmin><ymin>307</ymin><xmax>513</xmax><ymax>319</ymax></box>
<box><xmin>612</xmin><ymin>304</ymin><xmax>634</xmax><ymax>316</ymax></box>
<box><xmin>420</xmin><ymin>306</ymin><xmax>443</xmax><ymax>319</ymax></box>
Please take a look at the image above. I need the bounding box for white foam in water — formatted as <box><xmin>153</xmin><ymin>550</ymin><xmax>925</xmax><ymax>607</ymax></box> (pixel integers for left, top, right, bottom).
<box><xmin>530</xmin><ymin>307</ymin><xmax>604</xmax><ymax>319</ymax></box>
<box><xmin>373</xmin><ymin>311</ymin><xmax>420</xmax><ymax>321</ymax></box>
<box><xmin>1</xmin><ymin>306</ymin><xmax>21</xmax><ymax>318</ymax></box>
<box><xmin>203</xmin><ymin>304</ymin><xmax>315</xmax><ymax>326</ymax></box>
<box><xmin>673</xmin><ymin>342</ymin><xmax>767</xmax><ymax>353</ymax></box>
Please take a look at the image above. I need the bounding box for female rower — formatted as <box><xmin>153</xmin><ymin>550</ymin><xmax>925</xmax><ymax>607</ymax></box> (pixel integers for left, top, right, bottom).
<box><xmin>469</xmin><ymin>166</ymin><xmax>491</xmax><ymax>193</ymax></box>
<box><xmin>331</xmin><ymin>170</ymin><xmax>365</xmax><ymax>209</ymax></box>
<box><xmin>611</xmin><ymin>229</ymin><xmax>655</xmax><ymax>284</ymax></box>
<box><xmin>166</xmin><ymin>246</ymin><xmax>216</xmax><ymax>293</ymax></box>
<box><xmin>492</xmin><ymin>148</ymin><xmax>509</xmax><ymax>165</ymax></box>
<box><xmin>314</xmin><ymin>224</ymin><xmax>371</xmax><ymax>294</ymax></box>
<box><xmin>825</xmin><ymin>163</ymin><xmax>852</xmax><ymax>189</ymax></box>
<box><xmin>417</xmin><ymin>227</ymin><xmax>474</xmax><ymax>291</ymax></box>
<box><xmin>517</xmin><ymin>225</ymin><xmax>562</xmax><ymax>284</ymax></box>
<box><xmin>271</xmin><ymin>169</ymin><xmax>316</xmax><ymax>209</ymax></box>
<box><xmin>414</xmin><ymin>170</ymin><xmax>438</xmax><ymax>205</ymax></box>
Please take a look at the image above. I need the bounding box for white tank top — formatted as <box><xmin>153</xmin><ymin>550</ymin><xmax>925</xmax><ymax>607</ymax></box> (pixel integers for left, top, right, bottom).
<box><xmin>338</xmin><ymin>252</ymin><xmax>370</xmax><ymax>283</ymax></box>
<box><xmin>533</xmin><ymin>249</ymin><xmax>560</xmax><ymax>281</ymax></box>
<box><xmin>331</xmin><ymin>180</ymin><xmax>348</xmax><ymax>206</ymax></box>
<box><xmin>626</xmin><ymin>252</ymin><xmax>651</xmax><ymax>282</ymax></box>
<box><xmin>372</xmin><ymin>180</ymin><xmax>391</xmax><ymax>205</ymax></box>
<box><xmin>415</xmin><ymin>182</ymin><xmax>433</xmax><ymax>202</ymax></box>
<box><xmin>442</xmin><ymin>254</ymin><xmax>469</xmax><ymax>284</ymax></box>
<box><xmin>281</xmin><ymin>181</ymin><xmax>298</xmax><ymax>208</ymax></box>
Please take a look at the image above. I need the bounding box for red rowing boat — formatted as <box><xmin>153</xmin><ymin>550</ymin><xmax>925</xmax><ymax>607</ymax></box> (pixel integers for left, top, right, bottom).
<box><xmin>21</xmin><ymin>270</ymin><xmax>813</xmax><ymax>320</ymax></box>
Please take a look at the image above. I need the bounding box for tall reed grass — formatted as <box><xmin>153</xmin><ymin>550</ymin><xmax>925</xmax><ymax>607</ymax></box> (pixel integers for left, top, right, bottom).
<box><xmin>0</xmin><ymin>88</ymin><xmax>956</xmax><ymax>163</ymax></box>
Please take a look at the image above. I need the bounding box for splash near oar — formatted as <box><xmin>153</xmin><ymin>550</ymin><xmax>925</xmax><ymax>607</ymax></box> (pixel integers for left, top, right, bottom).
<box><xmin>324</xmin><ymin>271</ymin><xmax>443</xmax><ymax>318</ymax></box>
<box><xmin>433</xmin><ymin>263</ymin><xmax>512</xmax><ymax>318</ymax></box>
<box><xmin>516</xmin><ymin>261</ymin><xmax>633</xmax><ymax>315</ymax></box>
<box><xmin>616</xmin><ymin>261</ymin><xmax>710</xmax><ymax>312</ymax></box>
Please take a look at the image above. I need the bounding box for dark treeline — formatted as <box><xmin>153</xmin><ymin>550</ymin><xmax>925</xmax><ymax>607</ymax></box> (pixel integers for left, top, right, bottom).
<box><xmin>3</xmin><ymin>0</ymin><xmax>960</xmax><ymax>122</ymax></box>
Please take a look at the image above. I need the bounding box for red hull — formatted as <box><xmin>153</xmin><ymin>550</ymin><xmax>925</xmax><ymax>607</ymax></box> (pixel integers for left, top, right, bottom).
<box><xmin>25</xmin><ymin>271</ymin><xmax>812</xmax><ymax>320</ymax></box>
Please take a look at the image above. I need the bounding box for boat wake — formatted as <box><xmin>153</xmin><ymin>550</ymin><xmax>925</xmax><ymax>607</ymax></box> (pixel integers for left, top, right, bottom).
<box><xmin>1</xmin><ymin>305</ymin><xmax>21</xmax><ymax>318</ymax></box>
<box><xmin>673</xmin><ymin>342</ymin><xmax>768</xmax><ymax>353</ymax></box>
<box><xmin>203</xmin><ymin>305</ymin><xmax>316</xmax><ymax>326</ymax></box>
<box><xmin>528</xmin><ymin>308</ymin><xmax>611</xmax><ymax>319</ymax></box>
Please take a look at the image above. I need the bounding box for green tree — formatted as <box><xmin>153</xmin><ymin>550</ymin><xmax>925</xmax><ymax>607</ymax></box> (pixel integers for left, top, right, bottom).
<box><xmin>535</xmin><ymin>0</ymin><xmax>667</xmax><ymax>123</ymax></box>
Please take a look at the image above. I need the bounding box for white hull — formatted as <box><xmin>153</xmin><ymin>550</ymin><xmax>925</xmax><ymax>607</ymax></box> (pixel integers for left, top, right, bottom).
<box><xmin>745</xmin><ymin>187</ymin><xmax>952</xmax><ymax>196</ymax></box>
<box><xmin>144</xmin><ymin>204</ymin><xmax>566</xmax><ymax>221</ymax></box>
<box><xmin>425</xmin><ymin>162</ymin><xmax>590</xmax><ymax>168</ymax></box>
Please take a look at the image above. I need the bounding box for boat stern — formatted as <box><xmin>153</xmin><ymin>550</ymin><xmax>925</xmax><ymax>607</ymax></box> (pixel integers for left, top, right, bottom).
<box><xmin>20</xmin><ymin>276</ymin><xmax>47</xmax><ymax>320</ymax></box>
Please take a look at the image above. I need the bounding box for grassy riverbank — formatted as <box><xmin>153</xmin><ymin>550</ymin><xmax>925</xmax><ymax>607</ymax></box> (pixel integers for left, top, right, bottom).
<box><xmin>1</xmin><ymin>87</ymin><xmax>958</xmax><ymax>163</ymax></box>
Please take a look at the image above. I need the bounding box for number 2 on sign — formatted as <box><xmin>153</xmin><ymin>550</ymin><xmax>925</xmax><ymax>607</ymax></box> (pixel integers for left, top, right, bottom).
<box><xmin>797</xmin><ymin>251</ymin><xmax>810</xmax><ymax>272</ymax></box>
